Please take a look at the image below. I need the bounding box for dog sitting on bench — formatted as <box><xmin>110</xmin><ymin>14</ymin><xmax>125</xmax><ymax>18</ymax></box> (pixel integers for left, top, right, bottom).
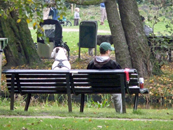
<box><xmin>51</xmin><ymin>47</ymin><xmax>71</xmax><ymax>70</ymax></box>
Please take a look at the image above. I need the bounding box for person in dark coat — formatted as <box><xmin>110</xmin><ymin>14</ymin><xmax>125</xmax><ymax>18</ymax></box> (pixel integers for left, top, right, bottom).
<box><xmin>87</xmin><ymin>42</ymin><xmax>123</xmax><ymax>113</ymax></box>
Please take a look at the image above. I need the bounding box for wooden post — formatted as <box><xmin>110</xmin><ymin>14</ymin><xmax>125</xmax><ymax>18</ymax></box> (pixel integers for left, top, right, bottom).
<box><xmin>71</xmin><ymin>4</ymin><xmax>73</xmax><ymax>14</ymax></box>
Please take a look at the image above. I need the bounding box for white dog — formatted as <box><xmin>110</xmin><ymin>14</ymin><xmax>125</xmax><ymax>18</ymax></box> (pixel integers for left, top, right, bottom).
<box><xmin>51</xmin><ymin>47</ymin><xmax>71</xmax><ymax>70</ymax></box>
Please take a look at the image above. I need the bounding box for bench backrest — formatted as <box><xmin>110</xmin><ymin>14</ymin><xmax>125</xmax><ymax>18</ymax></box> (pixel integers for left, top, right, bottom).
<box><xmin>70</xmin><ymin>69</ymin><xmax>139</xmax><ymax>94</ymax></box>
<box><xmin>3</xmin><ymin>70</ymin><xmax>70</xmax><ymax>94</ymax></box>
<box><xmin>3</xmin><ymin>69</ymin><xmax>139</xmax><ymax>94</ymax></box>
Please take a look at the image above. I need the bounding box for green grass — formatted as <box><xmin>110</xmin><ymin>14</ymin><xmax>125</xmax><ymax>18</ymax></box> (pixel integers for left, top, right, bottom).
<box><xmin>0</xmin><ymin>117</ymin><xmax>173</xmax><ymax>130</ymax></box>
<box><xmin>1</xmin><ymin>98</ymin><xmax>173</xmax><ymax>129</ymax></box>
<box><xmin>0</xmin><ymin>98</ymin><xmax>173</xmax><ymax>120</ymax></box>
<box><xmin>31</xmin><ymin>29</ymin><xmax>111</xmax><ymax>56</ymax></box>
<box><xmin>63</xmin><ymin>31</ymin><xmax>105</xmax><ymax>56</ymax></box>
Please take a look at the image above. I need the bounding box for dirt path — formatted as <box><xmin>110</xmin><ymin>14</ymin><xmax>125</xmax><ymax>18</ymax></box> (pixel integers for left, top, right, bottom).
<box><xmin>62</xmin><ymin>28</ymin><xmax>110</xmax><ymax>33</ymax></box>
<box><xmin>0</xmin><ymin>116</ymin><xmax>172</xmax><ymax>121</ymax></box>
<box><xmin>29</xmin><ymin>27</ymin><xmax>110</xmax><ymax>33</ymax></box>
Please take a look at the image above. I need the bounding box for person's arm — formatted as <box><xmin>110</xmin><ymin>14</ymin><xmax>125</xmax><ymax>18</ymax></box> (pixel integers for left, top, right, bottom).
<box><xmin>87</xmin><ymin>60</ymin><xmax>94</xmax><ymax>69</ymax></box>
<box><xmin>111</xmin><ymin>60</ymin><xmax>122</xmax><ymax>69</ymax></box>
<box><xmin>87</xmin><ymin>64</ymin><xmax>90</xmax><ymax>69</ymax></box>
<box><xmin>116</xmin><ymin>63</ymin><xmax>122</xmax><ymax>69</ymax></box>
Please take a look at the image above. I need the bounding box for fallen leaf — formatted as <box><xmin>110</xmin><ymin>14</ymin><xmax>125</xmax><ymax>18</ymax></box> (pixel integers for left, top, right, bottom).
<box><xmin>97</xmin><ymin>126</ymin><xmax>102</xmax><ymax>128</ymax></box>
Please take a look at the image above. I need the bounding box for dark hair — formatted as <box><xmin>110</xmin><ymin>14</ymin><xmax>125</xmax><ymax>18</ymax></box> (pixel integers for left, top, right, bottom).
<box><xmin>100</xmin><ymin>47</ymin><xmax>107</xmax><ymax>54</ymax></box>
<box><xmin>141</xmin><ymin>16</ymin><xmax>145</xmax><ymax>22</ymax></box>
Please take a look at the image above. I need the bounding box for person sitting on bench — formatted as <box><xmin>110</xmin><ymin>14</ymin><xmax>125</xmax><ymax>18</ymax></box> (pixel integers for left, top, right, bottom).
<box><xmin>87</xmin><ymin>42</ymin><xmax>123</xmax><ymax>113</ymax></box>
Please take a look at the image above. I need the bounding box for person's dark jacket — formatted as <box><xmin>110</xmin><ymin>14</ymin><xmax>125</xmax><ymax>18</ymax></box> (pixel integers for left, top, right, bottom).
<box><xmin>87</xmin><ymin>56</ymin><xmax>121</xmax><ymax>69</ymax></box>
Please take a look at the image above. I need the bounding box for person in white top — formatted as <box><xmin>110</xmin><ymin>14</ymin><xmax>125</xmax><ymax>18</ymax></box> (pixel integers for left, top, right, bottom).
<box><xmin>74</xmin><ymin>8</ymin><xmax>80</xmax><ymax>26</ymax></box>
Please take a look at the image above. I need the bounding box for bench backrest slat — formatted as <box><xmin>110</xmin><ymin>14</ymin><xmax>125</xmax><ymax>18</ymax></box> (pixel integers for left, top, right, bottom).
<box><xmin>72</xmin><ymin>73</ymin><xmax>122</xmax><ymax>87</ymax></box>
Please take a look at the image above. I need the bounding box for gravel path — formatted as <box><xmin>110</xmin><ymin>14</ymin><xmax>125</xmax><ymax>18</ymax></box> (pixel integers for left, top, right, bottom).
<box><xmin>62</xmin><ymin>28</ymin><xmax>110</xmax><ymax>33</ymax></box>
<box><xmin>29</xmin><ymin>27</ymin><xmax>110</xmax><ymax>33</ymax></box>
<box><xmin>0</xmin><ymin>116</ymin><xmax>173</xmax><ymax>121</ymax></box>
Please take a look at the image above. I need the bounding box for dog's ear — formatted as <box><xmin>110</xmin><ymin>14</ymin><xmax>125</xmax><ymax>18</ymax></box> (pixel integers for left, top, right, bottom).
<box><xmin>56</xmin><ymin>47</ymin><xmax>60</xmax><ymax>53</ymax></box>
<box><xmin>63</xmin><ymin>48</ymin><xmax>67</xmax><ymax>55</ymax></box>
<box><xmin>51</xmin><ymin>47</ymin><xmax>58</xmax><ymax>58</ymax></box>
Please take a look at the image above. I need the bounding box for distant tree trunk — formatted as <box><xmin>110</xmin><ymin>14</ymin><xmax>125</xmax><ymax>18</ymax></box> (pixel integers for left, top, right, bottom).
<box><xmin>0</xmin><ymin>1</ymin><xmax>41</xmax><ymax>67</ymax></box>
<box><xmin>118</xmin><ymin>0</ymin><xmax>152</xmax><ymax>76</ymax></box>
<box><xmin>105</xmin><ymin>0</ymin><xmax>132</xmax><ymax>68</ymax></box>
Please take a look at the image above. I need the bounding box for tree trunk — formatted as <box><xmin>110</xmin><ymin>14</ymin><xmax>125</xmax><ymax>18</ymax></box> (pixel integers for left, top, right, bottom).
<box><xmin>105</xmin><ymin>0</ymin><xmax>132</xmax><ymax>68</ymax></box>
<box><xmin>0</xmin><ymin>1</ymin><xmax>42</xmax><ymax>67</ymax></box>
<box><xmin>118</xmin><ymin>0</ymin><xmax>152</xmax><ymax>77</ymax></box>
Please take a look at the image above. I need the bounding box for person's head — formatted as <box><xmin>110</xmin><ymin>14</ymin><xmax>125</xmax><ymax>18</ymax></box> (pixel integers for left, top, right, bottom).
<box><xmin>141</xmin><ymin>16</ymin><xmax>145</xmax><ymax>22</ymax></box>
<box><xmin>99</xmin><ymin>42</ymin><xmax>114</xmax><ymax>55</ymax></box>
<box><xmin>75</xmin><ymin>8</ymin><xmax>80</xmax><ymax>12</ymax></box>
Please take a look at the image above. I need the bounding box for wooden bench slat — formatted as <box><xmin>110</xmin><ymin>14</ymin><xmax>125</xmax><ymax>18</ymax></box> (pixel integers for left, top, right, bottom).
<box><xmin>6</xmin><ymin>75</ymin><xmax>67</xmax><ymax>79</ymax></box>
<box><xmin>7</xmin><ymin>86</ymin><xmax>67</xmax><ymax>89</ymax></box>
<box><xmin>8</xmin><ymin>90</ymin><xmax>67</xmax><ymax>93</ymax></box>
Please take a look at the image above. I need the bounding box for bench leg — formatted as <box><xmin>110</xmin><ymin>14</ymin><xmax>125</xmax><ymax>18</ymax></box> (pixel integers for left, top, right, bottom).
<box><xmin>67</xmin><ymin>94</ymin><xmax>72</xmax><ymax>112</ymax></box>
<box><xmin>80</xmin><ymin>94</ymin><xmax>85</xmax><ymax>112</ymax></box>
<box><xmin>133</xmin><ymin>93</ymin><xmax>139</xmax><ymax>110</ymax></box>
<box><xmin>67</xmin><ymin>74</ymin><xmax>72</xmax><ymax>112</ymax></box>
<box><xmin>10</xmin><ymin>74</ymin><xmax>15</xmax><ymax>110</ymax></box>
<box><xmin>10</xmin><ymin>91</ymin><xmax>14</xmax><ymax>110</ymax></box>
<box><xmin>25</xmin><ymin>94</ymin><xmax>31</xmax><ymax>111</ymax></box>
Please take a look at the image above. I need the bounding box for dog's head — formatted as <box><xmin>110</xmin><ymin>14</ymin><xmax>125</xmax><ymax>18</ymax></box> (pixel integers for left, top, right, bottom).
<box><xmin>51</xmin><ymin>47</ymin><xmax>67</xmax><ymax>60</ymax></box>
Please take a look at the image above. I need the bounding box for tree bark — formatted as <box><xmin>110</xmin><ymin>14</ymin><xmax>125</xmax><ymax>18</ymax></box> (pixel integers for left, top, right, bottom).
<box><xmin>0</xmin><ymin>1</ymin><xmax>42</xmax><ymax>67</ymax></box>
<box><xmin>118</xmin><ymin>0</ymin><xmax>152</xmax><ymax>76</ymax></box>
<box><xmin>105</xmin><ymin>0</ymin><xmax>132</xmax><ymax>68</ymax></box>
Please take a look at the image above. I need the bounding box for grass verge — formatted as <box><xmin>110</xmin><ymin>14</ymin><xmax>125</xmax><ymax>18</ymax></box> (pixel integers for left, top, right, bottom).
<box><xmin>0</xmin><ymin>100</ymin><xmax>173</xmax><ymax>120</ymax></box>
<box><xmin>0</xmin><ymin>117</ymin><xmax>173</xmax><ymax>130</ymax></box>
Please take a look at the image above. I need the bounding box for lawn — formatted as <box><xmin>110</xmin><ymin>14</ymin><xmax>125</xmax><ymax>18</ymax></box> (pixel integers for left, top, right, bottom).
<box><xmin>0</xmin><ymin>97</ymin><xmax>173</xmax><ymax>120</ymax></box>
<box><xmin>0</xmin><ymin>117</ymin><xmax>173</xmax><ymax>130</ymax></box>
<box><xmin>0</xmin><ymin>103</ymin><xmax>173</xmax><ymax>130</ymax></box>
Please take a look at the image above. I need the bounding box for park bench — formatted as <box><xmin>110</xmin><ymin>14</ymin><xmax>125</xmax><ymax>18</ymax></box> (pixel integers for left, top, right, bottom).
<box><xmin>70</xmin><ymin>69</ymin><xmax>149</xmax><ymax>113</ymax></box>
<box><xmin>2</xmin><ymin>69</ymin><xmax>72</xmax><ymax>112</ymax></box>
<box><xmin>2</xmin><ymin>69</ymin><xmax>149</xmax><ymax>113</ymax></box>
